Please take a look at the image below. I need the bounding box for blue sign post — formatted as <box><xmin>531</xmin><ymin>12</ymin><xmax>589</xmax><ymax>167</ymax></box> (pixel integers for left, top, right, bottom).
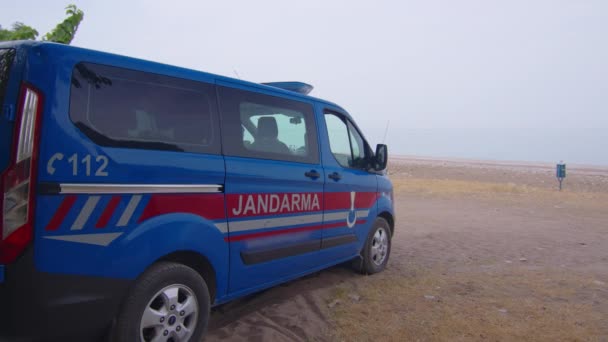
<box><xmin>556</xmin><ymin>161</ymin><xmax>566</xmax><ymax>191</ymax></box>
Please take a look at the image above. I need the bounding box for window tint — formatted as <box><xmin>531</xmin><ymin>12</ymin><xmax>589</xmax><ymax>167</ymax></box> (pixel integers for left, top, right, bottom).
<box><xmin>218</xmin><ymin>86</ymin><xmax>319</xmax><ymax>164</ymax></box>
<box><xmin>348</xmin><ymin>121</ymin><xmax>368</xmax><ymax>168</ymax></box>
<box><xmin>325</xmin><ymin>113</ymin><xmax>352</xmax><ymax>167</ymax></box>
<box><xmin>0</xmin><ymin>49</ymin><xmax>16</xmax><ymax>108</ymax></box>
<box><xmin>325</xmin><ymin>112</ymin><xmax>371</xmax><ymax>169</ymax></box>
<box><xmin>70</xmin><ymin>62</ymin><xmax>219</xmax><ymax>154</ymax></box>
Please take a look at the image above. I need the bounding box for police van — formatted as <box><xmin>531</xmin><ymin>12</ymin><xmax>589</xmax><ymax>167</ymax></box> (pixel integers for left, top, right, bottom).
<box><xmin>0</xmin><ymin>41</ymin><xmax>394</xmax><ymax>341</ymax></box>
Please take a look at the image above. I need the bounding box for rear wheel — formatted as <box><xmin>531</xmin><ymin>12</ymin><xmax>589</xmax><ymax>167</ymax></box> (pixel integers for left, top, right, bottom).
<box><xmin>113</xmin><ymin>262</ymin><xmax>210</xmax><ymax>342</ymax></box>
<box><xmin>354</xmin><ymin>217</ymin><xmax>392</xmax><ymax>274</ymax></box>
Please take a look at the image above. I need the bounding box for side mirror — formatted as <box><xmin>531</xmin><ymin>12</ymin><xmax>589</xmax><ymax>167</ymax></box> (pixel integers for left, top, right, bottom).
<box><xmin>375</xmin><ymin>144</ymin><xmax>388</xmax><ymax>171</ymax></box>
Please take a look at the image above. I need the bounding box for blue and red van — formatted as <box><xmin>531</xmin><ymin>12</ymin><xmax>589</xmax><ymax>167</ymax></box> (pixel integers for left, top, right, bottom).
<box><xmin>0</xmin><ymin>41</ymin><xmax>394</xmax><ymax>341</ymax></box>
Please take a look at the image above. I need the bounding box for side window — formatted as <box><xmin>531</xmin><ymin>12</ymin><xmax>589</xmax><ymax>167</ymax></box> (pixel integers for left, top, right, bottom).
<box><xmin>347</xmin><ymin>121</ymin><xmax>368</xmax><ymax>168</ymax></box>
<box><xmin>218</xmin><ymin>86</ymin><xmax>319</xmax><ymax>164</ymax></box>
<box><xmin>324</xmin><ymin>113</ymin><xmax>352</xmax><ymax>167</ymax></box>
<box><xmin>70</xmin><ymin>62</ymin><xmax>220</xmax><ymax>154</ymax></box>
<box><xmin>324</xmin><ymin>112</ymin><xmax>370</xmax><ymax>169</ymax></box>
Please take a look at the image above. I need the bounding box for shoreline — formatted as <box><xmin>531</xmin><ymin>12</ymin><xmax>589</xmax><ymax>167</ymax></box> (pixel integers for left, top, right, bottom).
<box><xmin>391</xmin><ymin>155</ymin><xmax>608</xmax><ymax>176</ymax></box>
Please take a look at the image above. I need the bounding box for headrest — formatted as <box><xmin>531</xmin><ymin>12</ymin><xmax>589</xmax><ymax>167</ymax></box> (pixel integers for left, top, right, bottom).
<box><xmin>257</xmin><ymin>116</ymin><xmax>278</xmax><ymax>139</ymax></box>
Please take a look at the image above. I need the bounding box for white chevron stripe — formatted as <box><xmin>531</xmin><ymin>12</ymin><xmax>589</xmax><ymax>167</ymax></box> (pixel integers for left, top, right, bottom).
<box><xmin>71</xmin><ymin>196</ymin><xmax>100</xmax><ymax>230</ymax></box>
<box><xmin>45</xmin><ymin>233</ymin><xmax>123</xmax><ymax>246</ymax></box>
<box><xmin>357</xmin><ymin>209</ymin><xmax>370</xmax><ymax>218</ymax></box>
<box><xmin>117</xmin><ymin>195</ymin><xmax>142</xmax><ymax>227</ymax></box>
<box><xmin>323</xmin><ymin>210</ymin><xmax>369</xmax><ymax>222</ymax></box>
<box><xmin>214</xmin><ymin>222</ymin><xmax>228</xmax><ymax>233</ymax></box>
<box><xmin>323</xmin><ymin>211</ymin><xmax>350</xmax><ymax>222</ymax></box>
<box><xmin>228</xmin><ymin>213</ymin><xmax>324</xmax><ymax>232</ymax></box>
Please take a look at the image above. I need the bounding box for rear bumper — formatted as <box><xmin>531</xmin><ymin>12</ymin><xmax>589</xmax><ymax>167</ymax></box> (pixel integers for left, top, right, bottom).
<box><xmin>0</xmin><ymin>248</ymin><xmax>132</xmax><ymax>341</ymax></box>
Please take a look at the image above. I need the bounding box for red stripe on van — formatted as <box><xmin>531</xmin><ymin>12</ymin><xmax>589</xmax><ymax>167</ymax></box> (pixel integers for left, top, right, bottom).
<box><xmin>96</xmin><ymin>196</ymin><xmax>121</xmax><ymax>228</ymax></box>
<box><xmin>138</xmin><ymin>194</ymin><xmax>226</xmax><ymax>223</ymax></box>
<box><xmin>45</xmin><ymin>196</ymin><xmax>77</xmax><ymax>231</ymax></box>
<box><xmin>324</xmin><ymin>192</ymin><xmax>379</xmax><ymax>211</ymax></box>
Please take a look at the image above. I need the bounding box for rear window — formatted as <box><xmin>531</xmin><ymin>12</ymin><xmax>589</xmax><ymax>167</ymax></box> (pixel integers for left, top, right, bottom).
<box><xmin>69</xmin><ymin>62</ymin><xmax>220</xmax><ymax>154</ymax></box>
<box><xmin>0</xmin><ymin>49</ymin><xmax>16</xmax><ymax>107</ymax></box>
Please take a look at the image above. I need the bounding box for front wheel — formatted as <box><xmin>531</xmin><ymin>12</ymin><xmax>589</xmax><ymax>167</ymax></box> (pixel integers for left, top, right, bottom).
<box><xmin>113</xmin><ymin>262</ymin><xmax>210</xmax><ymax>342</ymax></box>
<box><xmin>354</xmin><ymin>217</ymin><xmax>392</xmax><ymax>274</ymax></box>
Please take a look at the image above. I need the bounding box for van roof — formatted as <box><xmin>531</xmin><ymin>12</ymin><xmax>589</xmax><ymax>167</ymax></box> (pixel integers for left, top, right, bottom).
<box><xmin>1</xmin><ymin>40</ymin><xmax>348</xmax><ymax>114</ymax></box>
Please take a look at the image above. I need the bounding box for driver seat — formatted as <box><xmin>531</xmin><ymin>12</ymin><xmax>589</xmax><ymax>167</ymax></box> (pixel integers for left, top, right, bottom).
<box><xmin>250</xmin><ymin>117</ymin><xmax>290</xmax><ymax>155</ymax></box>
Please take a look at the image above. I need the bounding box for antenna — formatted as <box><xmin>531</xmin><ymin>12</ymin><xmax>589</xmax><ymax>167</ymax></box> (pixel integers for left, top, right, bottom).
<box><xmin>382</xmin><ymin>120</ymin><xmax>390</xmax><ymax>143</ymax></box>
<box><xmin>232</xmin><ymin>68</ymin><xmax>241</xmax><ymax>79</ymax></box>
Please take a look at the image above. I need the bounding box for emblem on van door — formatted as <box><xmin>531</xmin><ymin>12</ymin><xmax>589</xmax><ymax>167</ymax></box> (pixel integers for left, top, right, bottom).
<box><xmin>346</xmin><ymin>191</ymin><xmax>357</xmax><ymax>228</ymax></box>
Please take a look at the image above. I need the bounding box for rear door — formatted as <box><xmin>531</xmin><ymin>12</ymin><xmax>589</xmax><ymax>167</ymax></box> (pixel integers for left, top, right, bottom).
<box><xmin>0</xmin><ymin>46</ymin><xmax>26</xmax><ymax>267</ymax></box>
<box><xmin>0</xmin><ymin>47</ymin><xmax>20</xmax><ymax>173</ymax></box>
<box><xmin>217</xmin><ymin>83</ymin><xmax>325</xmax><ymax>293</ymax></box>
<box><xmin>320</xmin><ymin>109</ymin><xmax>378</xmax><ymax>260</ymax></box>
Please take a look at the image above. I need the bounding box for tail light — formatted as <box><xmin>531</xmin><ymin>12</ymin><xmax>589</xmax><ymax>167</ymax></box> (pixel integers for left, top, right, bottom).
<box><xmin>0</xmin><ymin>85</ymin><xmax>42</xmax><ymax>263</ymax></box>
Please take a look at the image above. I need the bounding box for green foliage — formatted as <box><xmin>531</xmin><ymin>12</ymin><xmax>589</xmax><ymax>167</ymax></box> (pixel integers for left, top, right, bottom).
<box><xmin>0</xmin><ymin>22</ymin><xmax>39</xmax><ymax>41</ymax></box>
<box><xmin>43</xmin><ymin>5</ymin><xmax>84</xmax><ymax>44</ymax></box>
<box><xmin>0</xmin><ymin>4</ymin><xmax>84</xmax><ymax>45</ymax></box>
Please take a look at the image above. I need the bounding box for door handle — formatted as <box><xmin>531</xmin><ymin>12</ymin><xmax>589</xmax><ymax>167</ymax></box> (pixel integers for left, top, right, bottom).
<box><xmin>328</xmin><ymin>172</ymin><xmax>342</xmax><ymax>181</ymax></box>
<box><xmin>305</xmin><ymin>170</ymin><xmax>320</xmax><ymax>179</ymax></box>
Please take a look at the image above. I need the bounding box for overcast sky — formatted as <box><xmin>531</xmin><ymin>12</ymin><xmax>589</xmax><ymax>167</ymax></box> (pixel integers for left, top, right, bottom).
<box><xmin>3</xmin><ymin>0</ymin><xmax>607</xmax><ymax>164</ymax></box>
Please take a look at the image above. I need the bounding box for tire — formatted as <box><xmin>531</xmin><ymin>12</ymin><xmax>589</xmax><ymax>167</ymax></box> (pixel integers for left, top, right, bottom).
<box><xmin>354</xmin><ymin>217</ymin><xmax>392</xmax><ymax>274</ymax></box>
<box><xmin>113</xmin><ymin>262</ymin><xmax>210</xmax><ymax>342</ymax></box>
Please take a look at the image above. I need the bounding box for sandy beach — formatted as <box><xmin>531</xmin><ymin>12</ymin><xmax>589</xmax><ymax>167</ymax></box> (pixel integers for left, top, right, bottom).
<box><xmin>206</xmin><ymin>156</ymin><xmax>608</xmax><ymax>341</ymax></box>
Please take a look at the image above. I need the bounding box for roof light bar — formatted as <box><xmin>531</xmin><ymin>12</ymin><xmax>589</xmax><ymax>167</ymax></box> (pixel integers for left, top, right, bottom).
<box><xmin>262</xmin><ymin>82</ymin><xmax>314</xmax><ymax>95</ymax></box>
